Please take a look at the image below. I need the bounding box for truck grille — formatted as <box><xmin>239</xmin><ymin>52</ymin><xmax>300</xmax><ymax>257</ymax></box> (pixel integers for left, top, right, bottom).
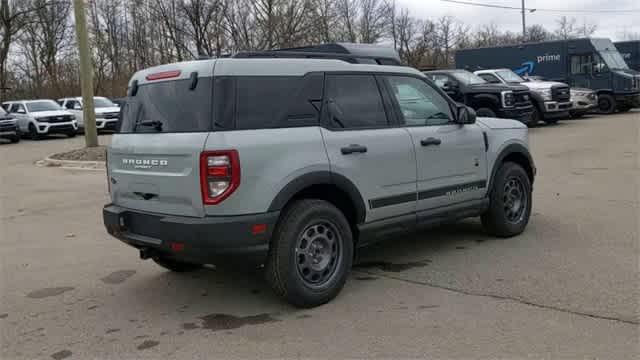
<box><xmin>514</xmin><ymin>90</ymin><xmax>532</xmax><ymax>107</ymax></box>
<box><xmin>552</xmin><ymin>85</ymin><xmax>571</xmax><ymax>102</ymax></box>
<box><xmin>39</xmin><ymin>115</ymin><xmax>72</xmax><ymax>123</ymax></box>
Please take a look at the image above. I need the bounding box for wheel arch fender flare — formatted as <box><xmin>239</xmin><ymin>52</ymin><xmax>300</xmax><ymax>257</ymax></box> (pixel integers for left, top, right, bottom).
<box><xmin>267</xmin><ymin>171</ymin><xmax>367</xmax><ymax>224</ymax></box>
<box><xmin>488</xmin><ymin>143</ymin><xmax>536</xmax><ymax>191</ymax></box>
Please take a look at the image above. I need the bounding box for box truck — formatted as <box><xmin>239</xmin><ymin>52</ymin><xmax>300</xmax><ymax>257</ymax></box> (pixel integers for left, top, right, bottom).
<box><xmin>456</xmin><ymin>38</ymin><xmax>640</xmax><ymax>113</ymax></box>
<box><xmin>615</xmin><ymin>40</ymin><xmax>639</xmax><ymax>72</ymax></box>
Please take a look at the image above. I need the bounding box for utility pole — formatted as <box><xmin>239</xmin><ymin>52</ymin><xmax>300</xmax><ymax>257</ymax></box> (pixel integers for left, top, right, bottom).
<box><xmin>521</xmin><ymin>0</ymin><xmax>526</xmax><ymax>40</ymax></box>
<box><xmin>72</xmin><ymin>0</ymin><xmax>98</xmax><ymax>147</ymax></box>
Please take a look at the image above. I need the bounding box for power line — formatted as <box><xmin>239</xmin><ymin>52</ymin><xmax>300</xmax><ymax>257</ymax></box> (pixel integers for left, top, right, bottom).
<box><xmin>440</xmin><ymin>0</ymin><xmax>640</xmax><ymax>14</ymax></box>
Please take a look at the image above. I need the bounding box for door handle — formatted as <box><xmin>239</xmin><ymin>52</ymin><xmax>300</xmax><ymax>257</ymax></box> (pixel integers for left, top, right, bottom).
<box><xmin>420</xmin><ymin>137</ymin><xmax>442</xmax><ymax>146</ymax></box>
<box><xmin>341</xmin><ymin>144</ymin><xmax>368</xmax><ymax>155</ymax></box>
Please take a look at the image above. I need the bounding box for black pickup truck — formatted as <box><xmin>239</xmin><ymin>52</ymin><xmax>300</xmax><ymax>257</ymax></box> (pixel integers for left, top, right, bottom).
<box><xmin>425</xmin><ymin>69</ymin><xmax>534</xmax><ymax>126</ymax></box>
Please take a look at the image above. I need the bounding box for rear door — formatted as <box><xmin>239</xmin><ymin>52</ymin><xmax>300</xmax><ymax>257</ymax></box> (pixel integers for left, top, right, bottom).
<box><xmin>108</xmin><ymin>72</ymin><xmax>214</xmax><ymax>218</ymax></box>
<box><xmin>320</xmin><ymin>73</ymin><xmax>417</xmax><ymax>223</ymax></box>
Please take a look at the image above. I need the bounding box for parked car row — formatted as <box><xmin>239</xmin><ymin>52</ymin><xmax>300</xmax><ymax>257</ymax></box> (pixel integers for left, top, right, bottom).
<box><xmin>0</xmin><ymin>97</ymin><xmax>120</xmax><ymax>143</ymax></box>
<box><xmin>455</xmin><ymin>37</ymin><xmax>640</xmax><ymax>115</ymax></box>
<box><xmin>422</xmin><ymin>68</ymin><xmax>596</xmax><ymax>127</ymax></box>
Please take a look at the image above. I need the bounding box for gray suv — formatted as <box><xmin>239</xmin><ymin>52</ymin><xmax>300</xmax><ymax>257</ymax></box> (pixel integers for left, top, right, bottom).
<box><xmin>103</xmin><ymin>49</ymin><xmax>535</xmax><ymax>307</ymax></box>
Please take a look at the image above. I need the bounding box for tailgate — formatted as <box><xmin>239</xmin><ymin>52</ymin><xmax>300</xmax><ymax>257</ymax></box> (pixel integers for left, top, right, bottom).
<box><xmin>108</xmin><ymin>133</ymin><xmax>208</xmax><ymax>217</ymax></box>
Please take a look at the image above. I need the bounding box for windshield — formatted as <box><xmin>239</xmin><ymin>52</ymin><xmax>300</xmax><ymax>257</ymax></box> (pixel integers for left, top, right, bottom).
<box><xmin>496</xmin><ymin>70</ymin><xmax>524</xmax><ymax>83</ymax></box>
<box><xmin>450</xmin><ymin>71</ymin><xmax>486</xmax><ymax>85</ymax></box>
<box><xmin>93</xmin><ymin>97</ymin><xmax>117</xmax><ymax>108</ymax></box>
<box><xmin>26</xmin><ymin>100</ymin><xmax>62</xmax><ymax>112</ymax></box>
<box><xmin>599</xmin><ymin>50</ymin><xmax>629</xmax><ymax>70</ymax></box>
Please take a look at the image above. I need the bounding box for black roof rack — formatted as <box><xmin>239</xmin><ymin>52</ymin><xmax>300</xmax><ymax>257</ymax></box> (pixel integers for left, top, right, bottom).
<box><xmin>233</xmin><ymin>43</ymin><xmax>403</xmax><ymax>66</ymax></box>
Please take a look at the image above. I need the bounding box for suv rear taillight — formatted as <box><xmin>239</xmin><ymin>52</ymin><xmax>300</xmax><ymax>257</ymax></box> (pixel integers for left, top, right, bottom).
<box><xmin>200</xmin><ymin>150</ymin><xmax>240</xmax><ymax>205</ymax></box>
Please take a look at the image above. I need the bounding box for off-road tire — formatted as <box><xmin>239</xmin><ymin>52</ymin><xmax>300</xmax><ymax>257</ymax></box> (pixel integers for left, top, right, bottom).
<box><xmin>597</xmin><ymin>94</ymin><xmax>616</xmax><ymax>114</ymax></box>
<box><xmin>9</xmin><ymin>135</ymin><xmax>20</xmax><ymax>143</ymax></box>
<box><xmin>153</xmin><ymin>257</ymin><xmax>202</xmax><ymax>272</ymax></box>
<box><xmin>544</xmin><ymin>118</ymin><xmax>559</xmax><ymax>125</ymax></box>
<box><xmin>481</xmin><ymin>162</ymin><xmax>532</xmax><ymax>237</ymax></box>
<box><xmin>266</xmin><ymin>199</ymin><xmax>353</xmax><ymax>308</ymax></box>
<box><xmin>475</xmin><ymin>108</ymin><xmax>496</xmax><ymax>118</ymax></box>
<box><xmin>66</xmin><ymin>131</ymin><xmax>76</xmax><ymax>138</ymax></box>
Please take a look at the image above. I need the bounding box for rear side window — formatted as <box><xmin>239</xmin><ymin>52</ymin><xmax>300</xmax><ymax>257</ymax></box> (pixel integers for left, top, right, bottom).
<box><xmin>119</xmin><ymin>77</ymin><xmax>212</xmax><ymax>133</ymax></box>
<box><xmin>325</xmin><ymin>74</ymin><xmax>388</xmax><ymax>129</ymax></box>
<box><xmin>235</xmin><ymin>74</ymin><xmax>323</xmax><ymax>130</ymax></box>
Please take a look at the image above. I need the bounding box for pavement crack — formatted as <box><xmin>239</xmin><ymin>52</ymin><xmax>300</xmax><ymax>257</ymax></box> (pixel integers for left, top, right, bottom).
<box><xmin>356</xmin><ymin>270</ymin><xmax>639</xmax><ymax>326</ymax></box>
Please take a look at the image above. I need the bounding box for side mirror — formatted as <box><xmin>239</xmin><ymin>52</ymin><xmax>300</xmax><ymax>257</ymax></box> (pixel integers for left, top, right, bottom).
<box><xmin>455</xmin><ymin>104</ymin><xmax>476</xmax><ymax>125</ymax></box>
<box><xmin>16</xmin><ymin>108</ymin><xmax>26</xmax><ymax>114</ymax></box>
<box><xmin>73</xmin><ymin>103</ymin><xmax>82</xmax><ymax>110</ymax></box>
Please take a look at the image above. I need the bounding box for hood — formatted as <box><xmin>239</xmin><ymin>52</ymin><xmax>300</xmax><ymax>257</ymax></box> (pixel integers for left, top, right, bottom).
<box><xmin>522</xmin><ymin>81</ymin><xmax>568</xmax><ymax>90</ymax></box>
<box><xmin>95</xmin><ymin>106</ymin><xmax>121</xmax><ymax>114</ymax></box>
<box><xmin>468</xmin><ymin>83</ymin><xmax>528</xmax><ymax>92</ymax></box>
<box><xmin>30</xmin><ymin>110</ymin><xmax>73</xmax><ymax>117</ymax></box>
<box><xmin>476</xmin><ymin>117</ymin><xmax>527</xmax><ymax>130</ymax></box>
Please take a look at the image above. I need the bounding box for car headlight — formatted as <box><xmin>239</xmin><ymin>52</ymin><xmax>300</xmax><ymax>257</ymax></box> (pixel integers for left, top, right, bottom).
<box><xmin>501</xmin><ymin>91</ymin><xmax>515</xmax><ymax>108</ymax></box>
<box><xmin>539</xmin><ymin>89</ymin><xmax>552</xmax><ymax>101</ymax></box>
<box><xmin>69</xmin><ymin>115</ymin><xmax>76</xmax><ymax>120</ymax></box>
<box><xmin>34</xmin><ymin>117</ymin><xmax>47</xmax><ymax>122</ymax></box>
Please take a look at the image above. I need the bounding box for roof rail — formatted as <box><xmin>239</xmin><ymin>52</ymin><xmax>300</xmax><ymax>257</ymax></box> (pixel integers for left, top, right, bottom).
<box><xmin>232</xmin><ymin>43</ymin><xmax>403</xmax><ymax>66</ymax></box>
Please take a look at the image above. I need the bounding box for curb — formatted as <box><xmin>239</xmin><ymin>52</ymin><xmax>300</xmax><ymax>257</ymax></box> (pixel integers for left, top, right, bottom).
<box><xmin>36</xmin><ymin>153</ymin><xmax>106</xmax><ymax>171</ymax></box>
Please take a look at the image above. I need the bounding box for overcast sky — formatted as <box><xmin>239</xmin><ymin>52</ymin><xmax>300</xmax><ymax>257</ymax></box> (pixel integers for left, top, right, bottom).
<box><xmin>398</xmin><ymin>0</ymin><xmax>640</xmax><ymax>41</ymax></box>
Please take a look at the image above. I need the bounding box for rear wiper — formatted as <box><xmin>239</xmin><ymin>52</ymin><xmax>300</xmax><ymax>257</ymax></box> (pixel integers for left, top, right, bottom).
<box><xmin>136</xmin><ymin>120</ymin><xmax>163</xmax><ymax>131</ymax></box>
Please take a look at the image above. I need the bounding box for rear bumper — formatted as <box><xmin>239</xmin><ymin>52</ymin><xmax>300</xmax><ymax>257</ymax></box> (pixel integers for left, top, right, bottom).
<box><xmin>497</xmin><ymin>106</ymin><xmax>534</xmax><ymax>124</ymax></box>
<box><xmin>103</xmin><ymin>204</ymin><xmax>279</xmax><ymax>265</ymax></box>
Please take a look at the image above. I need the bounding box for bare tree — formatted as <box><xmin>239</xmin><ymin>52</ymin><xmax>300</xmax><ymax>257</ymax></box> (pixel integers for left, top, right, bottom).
<box><xmin>335</xmin><ymin>0</ymin><xmax>357</xmax><ymax>42</ymax></box>
<box><xmin>358</xmin><ymin>0</ymin><xmax>387</xmax><ymax>43</ymax></box>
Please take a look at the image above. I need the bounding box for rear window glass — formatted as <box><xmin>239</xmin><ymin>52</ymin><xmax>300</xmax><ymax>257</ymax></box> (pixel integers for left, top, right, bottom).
<box><xmin>119</xmin><ymin>77</ymin><xmax>212</xmax><ymax>133</ymax></box>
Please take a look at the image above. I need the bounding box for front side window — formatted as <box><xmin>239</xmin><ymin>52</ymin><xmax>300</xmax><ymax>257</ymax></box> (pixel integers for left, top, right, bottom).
<box><xmin>65</xmin><ymin>100</ymin><xmax>77</xmax><ymax>109</ymax></box>
<box><xmin>11</xmin><ymin>104</ymin><xmax>26</xmax><ymax>113</ymax></box>
<box><xmin>325</xmin><ymin>74</ymin><xmax>388</xmax><ymax>129</ymax></box>
<box><xmin>386</xmin><ymin>76</ymin><xmax>452</xmax><ymax>126</ymax></box>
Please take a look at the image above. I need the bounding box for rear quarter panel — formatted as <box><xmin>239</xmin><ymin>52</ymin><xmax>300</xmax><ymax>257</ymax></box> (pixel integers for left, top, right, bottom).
<box><xmin>203</xmin><ymin>127</ymin><xmax>330</xmax><ymax>216</ymax></box>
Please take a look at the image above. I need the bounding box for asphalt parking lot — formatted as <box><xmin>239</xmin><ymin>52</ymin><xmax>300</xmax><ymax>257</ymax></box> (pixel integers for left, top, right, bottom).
<box><xmin>1</xmin><ymin>112</ymin><xmax>638</xmax><ymax>359</ymax></box>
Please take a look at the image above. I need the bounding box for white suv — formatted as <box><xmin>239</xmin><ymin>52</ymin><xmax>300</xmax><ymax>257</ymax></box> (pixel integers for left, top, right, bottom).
<box><xmin>58</xmin><ymin>97</ymin><xmax>121</xmax><ymax>132</ymax></box>
<box><xmin>2</xmin><ymin>100</ymin><xmax>77</xmax><ymax>139</ymax></box>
